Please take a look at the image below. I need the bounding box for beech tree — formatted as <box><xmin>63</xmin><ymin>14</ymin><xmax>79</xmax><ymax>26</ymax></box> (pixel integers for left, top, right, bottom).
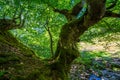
<box><xmin>0</xmin><ymin>0</ymin><xmax>120</xmax><ymax>80</ymax></box>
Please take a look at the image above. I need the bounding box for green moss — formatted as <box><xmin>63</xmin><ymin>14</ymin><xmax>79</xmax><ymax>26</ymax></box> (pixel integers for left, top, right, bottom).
<box><xmin>0</xmin><ymin>31</ymin><xmax>55</xmax><ymax>80</ymax></box>
<box><xmin>10</xmin><ymin>76</ymin><xmax>26</xmax><ymax>80</ymax></box>
<box><xmin>0</xmin><ymin>58</ymin><xmax>9</xmax><ymax>64</ymax></box>
<box><xmin>26</xmin><ymin>70</ymin><xmax>40</xmax><ymax>80</ymax></box>
<box><xmin>0</xmin><ymin>57</ymin><xmax>19</xmax><ymax>64</ymax></box>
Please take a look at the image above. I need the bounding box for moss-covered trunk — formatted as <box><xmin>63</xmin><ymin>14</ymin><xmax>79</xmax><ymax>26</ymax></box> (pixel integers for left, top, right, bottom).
<box><xmin>0</xmin><ymin>31</ymin><xmax>55</xmax><ymax>80</ymax></box>
<box><xmin>50</xmin><ymin>20</ymin><xmax>89</xmax><ymax>80</ymax></box>
<box><xmin>0</xmin><ymin>0</ymin><xmax>108</xmax><ymax>79</ymax></box>
<box><xmin>50</xmin><ymin>0</ymin><xmax>106</xmax><ymax>79</ymax></box>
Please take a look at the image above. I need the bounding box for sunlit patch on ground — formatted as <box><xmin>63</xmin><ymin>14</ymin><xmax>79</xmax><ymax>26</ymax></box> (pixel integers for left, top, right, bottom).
<box><xmin>78</xmin><ymin>32</ymin><xmax>120</xmax><ymax>57</ymax></box>
<box><xmin>69</xmin><ymin>32</ymin><xmax>120</xmax><ymax>80</ymax></box>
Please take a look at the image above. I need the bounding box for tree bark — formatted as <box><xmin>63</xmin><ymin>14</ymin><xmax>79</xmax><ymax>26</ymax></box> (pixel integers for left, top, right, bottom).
<box><xmin>50</xmin><ymin>0</ymin><xmax>107</xmax><ymax>79</ymax></box>
<box><xmin>50</xmin><ymin>20</ymin><xmax>88</xmax><ymax>80</ymax></box>
<box><xmin>1</xmin><ymin>0</ymin><xmax>120</xmax><ymax>80</ymax></box>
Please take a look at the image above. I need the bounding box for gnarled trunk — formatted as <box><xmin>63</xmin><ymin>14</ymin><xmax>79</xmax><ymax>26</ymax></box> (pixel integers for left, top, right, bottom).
<box><xmin>50</xmin><ymin>20</ymin><xmax>89</xmax><ymax>80</ymax></box>
<box><xmin>50</xmin><ymin>0</ymin><xmax>106</xmax><ymax>79</ymax></box>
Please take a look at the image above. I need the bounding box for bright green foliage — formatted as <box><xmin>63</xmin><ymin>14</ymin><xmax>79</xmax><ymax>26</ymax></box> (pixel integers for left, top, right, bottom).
<box><xmin>0</xmin><ymin>0</ymin><xmax>120</xmax><ymax>59</ymax></box>
<box><xmin>80</xmin><ymin>18</ymin><xmax>120</xmax><ymax>42</ymax></box>
<box><xmin>0</xmin><ymin>0</ymin><xmax>120</xmax><ymax>80</ymax></box>
<box><xmin>0</xmin><ymin>0</ymin><xmax>67</xmax><ymax>58</ymax></box>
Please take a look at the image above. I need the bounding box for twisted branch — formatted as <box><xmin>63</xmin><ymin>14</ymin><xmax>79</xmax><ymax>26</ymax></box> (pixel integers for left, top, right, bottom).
<box><xmin>53</xmin><ymin>0</ymin><xmax>85</xmax><ymax>21</ymax></box>
<box><xmin>0</xmin><ymin>9</ymin><xmax>25</xmax><ymax>31</ymax></box>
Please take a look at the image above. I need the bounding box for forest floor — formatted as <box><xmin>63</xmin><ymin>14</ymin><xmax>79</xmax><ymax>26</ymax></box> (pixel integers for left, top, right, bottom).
<box><xmin>69</xmin><ymin>33</ymin><xmax>120</xmax><ymax>80</ymax></box>
<box><xmin>70</xmin><ymin>58</ymin><xmax>120</xmax><ymax>80</ymax></box>
<box><xmin>0</xmin><ymin>31</ymin><xmax>120</xmax><ymax>80</ymax></box>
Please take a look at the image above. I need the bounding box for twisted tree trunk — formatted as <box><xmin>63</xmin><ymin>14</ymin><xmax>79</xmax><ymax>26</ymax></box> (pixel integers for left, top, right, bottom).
<box><xmin>50</xmin><ymin>0</ymin><xmax>113</xmax><ymax>79</ymax></box>
<box><xmin>51</xmin><ymin>20</ymin><xmax>88</xmax><ymax>80</ymax></box>
<box><xmin>0</xmin><ymin>0</ymin><xmax>120</xmax><ymax>80</ymax></box>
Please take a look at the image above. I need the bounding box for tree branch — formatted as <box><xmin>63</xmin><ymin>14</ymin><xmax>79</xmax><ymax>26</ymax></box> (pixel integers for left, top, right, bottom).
<box><xmin>104</xmin><ymin>11</ymin><xmax>120</xmax><ymax>18</ymax></box>
<box><xmin>43</xmin><ymin>19</ymin><xmax>54</xmax><ymax>56</ymax></box>
<box><xmin>53</xmin><ymin>9</ymin><xmax>69</xmax><ymax>17</ymax></box>
<box><xmin>71</xmin><ymin>1</ymin><xmax>83</xmax><ymax>16</ymax></box>
<box><xmin>53</xmin><ymin>0</ymin><xmax>85</xmax><ymax>21</ymax></box>
<box><xmin>106</xmin><ymin>0</ymin><xmax>118</xmax><ymax>10</ymax></box>
<box><xmin>47</xmin><ymin>27</ymin><xmax>54</xmax><ymax>56</ymax></box>
<box><xmin>83</xmin><ymin>0</ymin><xmax>106</xmax><ymax>26</ymax></box>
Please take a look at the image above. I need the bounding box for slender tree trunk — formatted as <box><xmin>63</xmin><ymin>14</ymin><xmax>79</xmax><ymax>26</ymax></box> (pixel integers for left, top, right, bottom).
<box><xmin>48</xmin><ymin>27</ymin><xmax>54</xmax><ymax>56</ymax></box>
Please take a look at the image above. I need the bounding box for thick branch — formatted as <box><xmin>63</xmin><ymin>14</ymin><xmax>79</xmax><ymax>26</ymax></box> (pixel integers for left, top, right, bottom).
<box><xmin>106</xmin><ymin>0</ymin><xmax>118</xmax><ymax>10</ymax></box>
<box><xmin>53</xmin><ymin>9</ymin><xmax>69</xmax><ymax>18</ymax></box>
<box><xmin>83</xmin><ymin>0</ymin><xmax>106</xmax><ymax>26</ymax></box>
<box><xmin>53</xmin><ymin>1</ymin><xmax>83</xmax><ymax>16</ymax></box>
<box><xmin>53</xmin><ymin>1</ymin><xmax>84</xmax><ymax>21</ymax></box>
<box><xmin>104</xmin><ymin>11</ymin><xmax>120</xmax><ymax>18</ymax></box>
<box><xmin>71</xmin><ymin>1</ymin><xmax>83</xmax><ymax>16</ymax></box>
